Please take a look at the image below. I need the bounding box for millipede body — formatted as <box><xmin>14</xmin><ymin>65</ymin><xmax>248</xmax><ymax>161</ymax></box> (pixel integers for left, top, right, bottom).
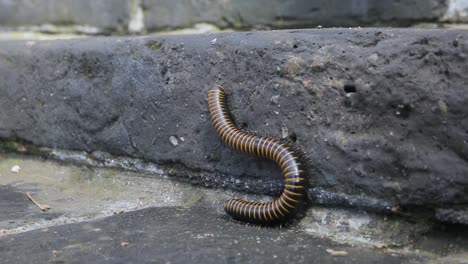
<box><xmin>208</xmin><ymin>84</ymin><xmax>306</xmax><ymax>224</ymax></box>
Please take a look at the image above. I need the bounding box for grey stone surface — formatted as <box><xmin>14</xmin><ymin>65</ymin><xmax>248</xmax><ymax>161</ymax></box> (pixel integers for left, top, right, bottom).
<box><xmin>0</xmin><ymin>154</ymin><xmax>433</xmax><ymax>247</ymax></box>
<box><xmin>0</xmin><ymin>29</ymin><xmax>467</xmax><ymax>223</ymax></box>
<box><xmin>0</xmin><ymin>153</ymin><xmax>207</xmax><ymax>235</ymax></box>
<box><xmin>436</xmin><ymin>207</ymin><xmax>468</xmax><ymax>225</ymax></box>
<box><xmin>142</xmin><ymin>0</ymin><xmax>448</xmax><ymax>30</ymax></box>
<box><xmin>0</xmin><ymin>0</ymin><xmax>455</xmax><ymax>34</ymax></box>
<box><xmin>0</xmin><ymin>206</ymin><xmax>432</xmax><ymax>264</ymax></box>
<box><xmin>2</xmin><ymin>154</ymin><xmax>467</xmax><ymax>263</ymax></box>
<box><xmin>0</xmin><ymin>185</ymin><xmax>60</xmax><ymax>224</ymax></box>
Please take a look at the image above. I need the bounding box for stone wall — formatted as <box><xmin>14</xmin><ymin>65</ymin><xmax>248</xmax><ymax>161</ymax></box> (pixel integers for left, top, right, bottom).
<box><xmin>0</xmin><ymin>0</ymin><xmax>467</xmax><ymax>34</ymax></box>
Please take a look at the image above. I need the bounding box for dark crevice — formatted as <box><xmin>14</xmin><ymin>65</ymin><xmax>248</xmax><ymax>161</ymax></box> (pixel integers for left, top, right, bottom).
<box><xmin>344</xmin><ymin>84</ymin><xmax>357</xmax><ymax>93</ymax></box>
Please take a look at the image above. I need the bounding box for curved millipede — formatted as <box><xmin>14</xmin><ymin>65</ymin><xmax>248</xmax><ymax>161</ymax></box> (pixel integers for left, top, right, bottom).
<box><xmin>208</xmin><ymin>84</ymin><xmax>306</xmax><ymax>224</ymax></box>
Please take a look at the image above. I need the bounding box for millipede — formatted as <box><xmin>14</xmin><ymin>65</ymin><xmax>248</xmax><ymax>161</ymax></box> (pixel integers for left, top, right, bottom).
<box><xmin>208</xmin><ymin>84</ymin><xmax>307</xmax><ymax>224</ymax></box>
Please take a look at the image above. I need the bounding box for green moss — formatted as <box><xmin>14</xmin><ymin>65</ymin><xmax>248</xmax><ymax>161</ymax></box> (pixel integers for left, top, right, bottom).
<box><xmin>0</xmin><ymin>139</ymin><xmax>23</xmax><ymax>152</ymax></box>
<box><xmin>0</xmin><ymin>138</ymin><xmax>42</xmax><ymax>155</ymax></box>
<box><xmin>145</xmin><ymin>40</ymin><xmax>164</xmax><ymax>50</ymax></box>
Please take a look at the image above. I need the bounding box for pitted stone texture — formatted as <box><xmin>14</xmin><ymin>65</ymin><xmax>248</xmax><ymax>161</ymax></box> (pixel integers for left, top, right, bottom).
<box><xmin>0</xmin><ymin>29</ymin><xmax>467</xmax><ymax>223</ymax></box>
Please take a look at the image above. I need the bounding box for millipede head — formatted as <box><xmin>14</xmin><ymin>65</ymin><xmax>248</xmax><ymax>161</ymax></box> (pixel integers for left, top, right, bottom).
<box><xmin>211</xmin><ymin>84</ymin><xmax>225</xmax><ymax>92</ymax></box>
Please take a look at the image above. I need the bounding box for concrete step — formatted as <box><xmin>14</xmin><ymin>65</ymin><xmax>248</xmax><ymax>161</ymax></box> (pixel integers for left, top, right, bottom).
<box><xmin>1</xmin><ymin>153</ymin><xmax>467</xmax><ymax>263</ymax></box>
<box><xmin>0</xmin><ymin>28</ymin><xmax>467</xmax><ymax>225</ymax></box>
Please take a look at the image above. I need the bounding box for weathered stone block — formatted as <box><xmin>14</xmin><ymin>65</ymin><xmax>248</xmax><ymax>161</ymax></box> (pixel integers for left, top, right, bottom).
<box><xmin>0</xmin><ymin>29</ymin><xmax>467</xmax><ymax>223</ymax></box>
<box><xmin>142</xmin><ymin>0</ymin><xmax>448</xmax><ymax>30</ymax></box>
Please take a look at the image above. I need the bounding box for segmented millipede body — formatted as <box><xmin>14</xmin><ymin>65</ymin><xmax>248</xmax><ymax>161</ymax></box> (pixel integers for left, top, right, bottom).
<box><xmin>208</xmin><ymin>84</ymin><xmax>306</xmax><ymax>224</ymax></box>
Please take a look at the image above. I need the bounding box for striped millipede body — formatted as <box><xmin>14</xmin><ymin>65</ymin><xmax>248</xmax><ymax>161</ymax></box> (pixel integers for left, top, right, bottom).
<box><xmin>208</xmin><ymin>84</ymin><xmax>306</xmax><ymax>224</ymax></box>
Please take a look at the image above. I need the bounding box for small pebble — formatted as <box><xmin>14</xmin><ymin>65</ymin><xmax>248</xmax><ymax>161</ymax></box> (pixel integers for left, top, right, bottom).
<box><xmin>114</xmin><ymin>209</ymin><xmax>125</xmax><ymax>214</ymax></box>
<box><xmin>438</xmin><ymin>99</ymin><xmax>447</xmax><ymax>114</ymax></box>
<box><xmin>368</xmin><ymin>53</ymin><xmax>379</xmax><ymax>63</ymax></box>
<box><xmin>311</xmin><ymin>61</ymin><xmax>326</xmax><ymax>72</ymax></box>
<box><xmin>281</xmin><ymin>126</ymin><xmax>289</xmax><ymax>139</ymax></box>
<box><xmin>271</xmin><ymin>95</ymin><xmax>280</xmax><ymax>104</ymax></box>
<box><xmin>11</xmin><ymin>165</ymin><xmax>21</xmax><ymax>173</ymax></box>
<box><xmin>210</xmin><ymin>38</ymin><xmax>217</xmax><ymax>45</ymax></box>
<box><xmin>169</xmin><ymin>136</ymin><xmax>178</xmax><ymax>146</ymax></box>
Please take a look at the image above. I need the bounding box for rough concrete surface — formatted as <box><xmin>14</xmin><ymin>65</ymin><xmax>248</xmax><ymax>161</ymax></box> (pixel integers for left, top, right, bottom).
<box><xmin>0</xmin><ymin>29</ymin><xmax>467</xmax><ymax>224</ymax></box>
<box><xmin>0</xmin><ymin>207</ymin><xmax>429</xmax><ymax>264</ymax></box>
<box><xmin>0</xmin><ymin>154</ymin><xmax>206</xmax><ymax>235</ymax></box>
<box><xmin>1</xmin><ymin>154</ymin><xmax>468</xmax><ymax>264</ymax></box>
<box><xmin>0</xmin><ymin>154</ymin><xmax>433</xmax><ymax>247</ymax></box>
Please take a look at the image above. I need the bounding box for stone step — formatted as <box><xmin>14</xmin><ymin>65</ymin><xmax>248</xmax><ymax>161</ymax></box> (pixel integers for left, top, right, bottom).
<box><xmin>1</xmin><ymin>153</ymin><xmax>467</xmax><ymax>263</ymax></box>
<box><xmin>0</xmin><ymin>28</ymin><xmax>467</xmax><ymax>225</ymax></box>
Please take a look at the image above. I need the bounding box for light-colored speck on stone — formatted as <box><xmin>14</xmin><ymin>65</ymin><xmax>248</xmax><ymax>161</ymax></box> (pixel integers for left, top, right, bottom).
<box><xmin>25</xmin><ymin>41</ymin><xmax>35</xmax><ymax>47</ymax></box>
<box><xmin>180</xmin><ymin>137</ymin><xmax>185</xmax><ymax>142</ymax></box>
<box><xmin>211</xmin><ymin>38</ymin><xmax>217</xmax><ymax>45</ymax></box>
<box><xmin>326</xmin><ymin>249</ymin><xmax>348</xmax><ymax>257</ymax></box>
<box><xmin>169</xmin><ymin>136</ymin><xmax>178</xmax><ymax>146</ymax></box>
<box><xmin>271</xmin><ymin>95</ymin><xmax>280</xmax><ymax>104</ymax></box>
<box><xmin>281</xmin><ymin>126</ymin><xmax>289</xmax><ymax>139</ymax></box>
<box><xmin>368</xmin><ymin>53</ymin><xmax>379</xmax><ymax>64</ymax></box>
<box><xmin>438</xmin><ymin>99</ymin><xmax>448</xmax><ymax>114</ymax></box>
